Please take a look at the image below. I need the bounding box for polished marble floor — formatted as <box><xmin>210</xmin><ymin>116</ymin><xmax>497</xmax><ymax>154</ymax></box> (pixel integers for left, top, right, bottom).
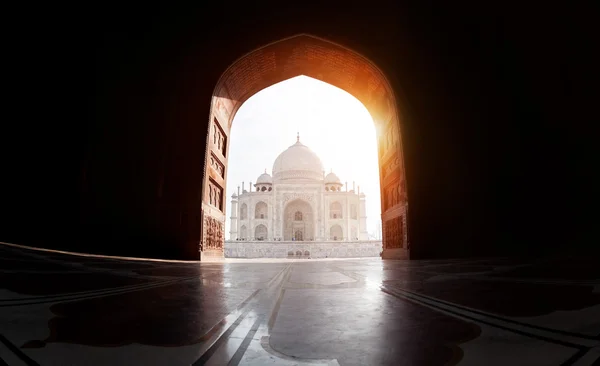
<box><xmin>1</xmin><ymin>242</ymin><xmax>599</xmax><ymax>365</ymax></box>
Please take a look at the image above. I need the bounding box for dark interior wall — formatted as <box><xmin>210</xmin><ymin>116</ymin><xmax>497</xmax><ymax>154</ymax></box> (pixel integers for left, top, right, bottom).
<box><xmin>2</xmin><ymin>2</ymin><xmax>597</xmax><ymax>259</ymax></box>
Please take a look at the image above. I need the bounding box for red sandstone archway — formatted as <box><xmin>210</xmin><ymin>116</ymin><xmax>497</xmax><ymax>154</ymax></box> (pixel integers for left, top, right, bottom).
<box><xmin>201</xmin><ymin>34</ymin><xmax>408</xmax><ymax>260</ymax></box>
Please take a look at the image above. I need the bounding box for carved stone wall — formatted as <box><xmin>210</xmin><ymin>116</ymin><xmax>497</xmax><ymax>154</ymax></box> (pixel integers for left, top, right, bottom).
<box><xmin>384</xmin><ymin>215</ymin><xmax>404</xmax><ymax>249</ymax></box>
<box><xmin>212</xmin><ymin>118</ymin><xmax>227</xmax><ymax>157</ymax></box>
<box><xmin>203</xmin><ymin>215</ymin><xmax>224</xmax><ymax>251</ymax></box>
<box><xmin>208</xmin><ymin>179</ymin><xmax>224</xmax><ymax>212</ymax></box>
<box><xmin>209</xmin><ymin>153</ymin><xmax>225</xmax><ymax>178</ymax></box>
<box><xmin>213</xmin><ymin>95</ymin><xmax>234</xmax><ymax>127</ymax></box>
<box><xmin>382</xmin><ymin>176</ymin><xmax>408</xmax><ymax>212</ymax></box>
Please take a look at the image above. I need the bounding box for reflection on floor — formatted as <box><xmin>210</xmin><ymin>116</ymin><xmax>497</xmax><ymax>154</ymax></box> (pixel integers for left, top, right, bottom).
<box><xmin>1</xmin><ymin>243</ymin><xmax>599</xmax><ymax>366</ymax></box>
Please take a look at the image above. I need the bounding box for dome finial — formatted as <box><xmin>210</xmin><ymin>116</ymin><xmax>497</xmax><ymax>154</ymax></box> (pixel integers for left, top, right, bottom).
<box><xmin>264</xmin><ymin>168</ymin><xmax>267</xmax><ymax>173</ymax></box>
<box><xmin>296</xmin><ymin>131</ymin><xmax>300</xmax><ymax>142</ymax></box>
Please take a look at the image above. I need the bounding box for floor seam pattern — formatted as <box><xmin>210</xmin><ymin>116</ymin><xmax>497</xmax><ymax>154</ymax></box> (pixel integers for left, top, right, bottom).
<box><xmin>192</xmin><ymin>264</ymin><xmax>292</xmax><ymax>365</ymax></box>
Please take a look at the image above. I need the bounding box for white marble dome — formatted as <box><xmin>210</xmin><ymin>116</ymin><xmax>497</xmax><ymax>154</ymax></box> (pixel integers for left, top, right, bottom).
<box><xmin>256</xmin><ymin>171</ymin><xmax>272</xmax><ymax>184</ymax></box>
<box><xmin>324</xmin><ymin>172</ymin><xmax>341</xmax><ymax>184</ymax></box>
<box><xmin>272</xmin><ymin>136</ymin><xmax>324</xmax><ymax>182</ymax></box>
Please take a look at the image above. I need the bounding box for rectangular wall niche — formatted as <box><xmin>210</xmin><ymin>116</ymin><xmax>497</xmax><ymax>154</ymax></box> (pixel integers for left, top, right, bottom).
<box><xmin>212</xmin><ymin>117</ymin><xmax>227</xmax><ymax>157</ymax></box>
<box><xmin>210</xmin><ymin>152</ymin><xmax>225</xmax><ymax>178</ymax></box>
<box><xmin>383</xmin><ymin>179</ymin><xmax>403</xmax><ymax>211</ymax></box>
<box><xmin>384</xmin><ymin>215</ymin><xmax>404</xmax><ymax>249</ymax></box>
<box><xmin>208</xmin><ymin>178</ymin><xmax>224</xmax><ymax>212</ymax></box>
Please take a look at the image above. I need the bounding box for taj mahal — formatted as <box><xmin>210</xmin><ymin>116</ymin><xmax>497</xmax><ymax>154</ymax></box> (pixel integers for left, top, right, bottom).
<box><xmin>225</xmin><ymin>134</ymin><xmax>382</xmax><ymax>258</ymax></box>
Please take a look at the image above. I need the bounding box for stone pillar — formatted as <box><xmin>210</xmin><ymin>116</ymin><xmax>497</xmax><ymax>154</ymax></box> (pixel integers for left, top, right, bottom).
<box><xmin>249</xmin><ymin>198</ymin><xmax>254</xmax><ymax>240</ymax></box>
<box><xmin>317</xmin><ymin>188</ymin><xmax>324</xmax><ymax>240</ymax></box>
<box><xmin>237</xmin><ymin>196</ymin><xmax>241</xmax><ymax>239</ymax></box>
<box><xmin>359</xmin><ymin>193</ymin><xmax>369</xmax><ymax>240</ymax></box>
<box><xmin>229</xmin><ymin>194</ymin><xmax>238</xmax><ymax>240</ymax></box>
<box><xmin>345</xmin><ymin>192</ymin><xmax>351</xmax><ymax>241</ymax></box>
<box><xmin>273</xmin><ymin>188</ymin><xmax>278</xmax><ymax>240</ymax></box>
<box><xmin>277</xmin><ymin>192</ymin><xmax>283</xmax><ymax>239</ymax></box>
<box><xmin>268</xmin><ymin>194</ymin><xmax>274</xmax><ymax>240</ymax></box>
<box><xmin>323</xmin><ymin>195</ymin><xmax>327</xmax><ymax>241</ymax></box>
<box><xmin>312</xmin><ymin>193</ymin><xmax>317</xmax><ymax>241</ymax></box>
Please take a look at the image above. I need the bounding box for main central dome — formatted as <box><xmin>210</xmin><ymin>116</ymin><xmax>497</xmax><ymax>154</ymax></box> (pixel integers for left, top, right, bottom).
<box><xmin>272</xmin><ymin>135</ymin><xmax>324</xmax><ymax>182</ymax></box>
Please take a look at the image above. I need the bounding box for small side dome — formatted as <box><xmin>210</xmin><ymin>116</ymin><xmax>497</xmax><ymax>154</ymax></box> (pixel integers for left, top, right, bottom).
<box><xmin>256</xmin><ymin>171</ymin><xmax>273</xmax><ymax>184</ymax></box>
<box><xmin>324</xmin><ymin>172</ymin><xmax>341</xmax><ymax>184</ymax></box>
<box><xmin>232</xmin><ymin>192</ymin><xmax>238</xmax><ymax>198</ymax></box>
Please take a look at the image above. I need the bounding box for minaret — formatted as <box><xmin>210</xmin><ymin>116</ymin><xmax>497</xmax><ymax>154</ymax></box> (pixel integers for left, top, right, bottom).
<box><xmin>359</xmin><ymin>189</ymin><xmax>369</xmax><ymax>240</ymax></box>
<box><xmin>230</xmin><ymin>193</ymin><xmax>239</xmax><ymax>240</ymax></box>
<box><xmin>345</xmin><ymin>181</ymin><xmax>350</xmax><ymax>241</ymax></box>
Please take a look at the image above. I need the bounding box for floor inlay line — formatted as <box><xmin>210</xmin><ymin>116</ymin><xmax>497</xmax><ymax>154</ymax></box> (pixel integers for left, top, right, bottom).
<box><xmin>381</xmin><ymin>286</ymin><xmax>594</xmax><ymax>350</ymax></box>
<box><xmin>0</xmin><ymin>276</ymin><xmax>200</xmax><ymax>307</ymax></box>
<box><xmin>0</xmin><ymin>335</ymin><xmax>39</xmax><ymax>366</ymax></box>
<box><xmin>192</xmin><ymin>297</ymin><xmax>261</xmax><ymax>365</ymax></box>
<box><xmin>191</xmin><ymin>264</ymin><xmax>338</xmax><ymax>365</ymax></box>
<box><xmin>561</xmin><ymin>346</ymin><xmax>600</xmax><ymax>366</ymax></box>
<box><xmin>335</xmin><ymin>267</ymin><xmax>599</xmax><ymax>344</ymax></box>
<box><xmin>192</xmin><ymin>264</ymin><xmax>291</xmax><ymax>365</ymax></box>
<box><xmin>385</xmin><ymin>284</ymin><xmax>600</xmax><ymax>343</ymax></box>
<box><xmin>227</xmin><ymin>315</ymin><xmax>263</xmax><ymax>366</ymax></box>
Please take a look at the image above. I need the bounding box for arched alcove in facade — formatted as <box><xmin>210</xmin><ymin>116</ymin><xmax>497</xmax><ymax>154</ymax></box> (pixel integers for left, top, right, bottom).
<box><xmin>255</xmin><ymin>201</ymin><xmax>268</xmax><ymax>219</ymax></box>
<box><xmin>254</xmin><ymin>224</ymin><xmax>267</xmax><ymax>240</ymax></box>
<box><xmin>330</xmin><ymin>202</ymin><xmax>343</xmax><ymax>219</ymax></box>
<box><xmin>330</xmin><ymin>225</ymin><xmax>343</xmax><ymax>241</ymax></box>
<box><xmin>351</xmin><ymin>204</ymin><xmax>358</xmax><ymax>219</ymax></box>
<box><xmin>283</xmin><ymin>199</ymin><xmax>313</xmax><ymax>241</ymax></box>
<box><xmin>240</xmin><ymin>204</ymin><xmax>248</xmax><ymax>220</ymax></box>
<box><xmin>200</xmin><ymin>34</ymin><xmax>408</xmax><ymax>260</ymax></box>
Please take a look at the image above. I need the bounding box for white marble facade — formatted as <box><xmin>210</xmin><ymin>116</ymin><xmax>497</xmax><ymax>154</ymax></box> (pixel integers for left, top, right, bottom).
<box><xmin>229</xmin><ymin>134</ymin><xmax>370</xmax><ymax>242</ymax></box>
<box><xmin>224</xmin><ymin>240</ymin><xmax>382</xmax><ymax>258</ymax></box>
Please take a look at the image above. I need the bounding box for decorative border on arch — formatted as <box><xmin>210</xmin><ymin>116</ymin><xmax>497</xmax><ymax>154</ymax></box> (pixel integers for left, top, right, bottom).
<box><xmin>211</xmin><ymin>33</ymin><xmax>397</xmax><ymax>104</ymax></box>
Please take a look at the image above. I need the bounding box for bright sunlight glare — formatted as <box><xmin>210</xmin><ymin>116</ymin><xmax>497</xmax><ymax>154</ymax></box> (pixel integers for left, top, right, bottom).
<box><xmin>225</xmin><ymin>76</ymin><xmax>382</xmax><ymax>239</ymax></box>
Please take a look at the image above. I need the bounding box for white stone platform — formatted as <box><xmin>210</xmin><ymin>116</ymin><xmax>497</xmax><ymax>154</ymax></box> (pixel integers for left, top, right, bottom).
<box><xmin>224</xmin><ymin>240</ymin><xmax>382</xmax><ymax>258</ymax></box>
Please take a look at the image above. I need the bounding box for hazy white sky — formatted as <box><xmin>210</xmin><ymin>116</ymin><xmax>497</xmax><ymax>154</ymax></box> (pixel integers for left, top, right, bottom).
<box><xmin>225</xmin><ymin>76</ymin><xmax>381</xmax><ymax>239</ymax></box>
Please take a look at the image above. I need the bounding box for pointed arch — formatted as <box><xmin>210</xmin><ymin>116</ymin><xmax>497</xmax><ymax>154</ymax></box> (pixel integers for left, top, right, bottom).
<box><xmin>330</xmin><ymin>225</ymin><xmax>343</xmax><ymax>241</ymax></box>
<box><xmin>255</xmin><ymin>201</ymin><xmax>268</xmax><ymax>219</ymax></box>
<box><xmin>254</xmin><ymin>224</ymin><xmax>267</xmax><ymax>240</ymax></box>
<box><xmin>203</xmin><ymin>33</ymin><xmax>409</xmax><ymax>260</ymax></box>
<box><xmin>330</xmin><ymin>201</ymin><xmax>343</xmax><ymax>219</ymax></box>
<box><xmin>240</xmin><ymin>203</ymin><xmax>248</xmax><ymax>220</ymax></box>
